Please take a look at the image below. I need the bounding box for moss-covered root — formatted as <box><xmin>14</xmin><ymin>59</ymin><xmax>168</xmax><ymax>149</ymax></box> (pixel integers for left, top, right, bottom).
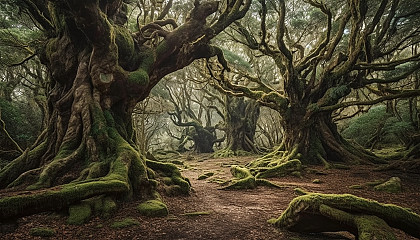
<box><xmin>254</xmin><ymin>159</ymin><xmax>302</xmax><ymax>179</ymax></box>
<box><xmin>270</xmin><ymin>192</ymin><xmax>420</xmax><ymax>239</ymax></box>
<box><xmin>212</xmin><ymin>148</ymin><xmax>251</xmax><ymax>158</ymax></box>
<box><xmin>222</xmin><ymin>165</ymin><xmax>256</xmax><ymax>190</ymax></box>
<box><xmin>146</xmin><ymin>159</ymin><xmax>190</xmax><ymax>195</ymax></box>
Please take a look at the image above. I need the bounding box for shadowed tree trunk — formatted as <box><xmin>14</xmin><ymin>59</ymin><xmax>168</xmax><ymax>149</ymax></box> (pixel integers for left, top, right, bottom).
<box><xmin>0</xmin><ymin>0</ymin><xmax>251</xmax><ymax>221</ymax></box>
<box><xmin>219</xmin><ymin>96</ymin><xmax>259</xmax><ymax>156</ymax></box>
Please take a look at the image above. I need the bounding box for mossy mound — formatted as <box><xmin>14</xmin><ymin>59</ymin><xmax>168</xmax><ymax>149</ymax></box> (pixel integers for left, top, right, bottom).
<box><xmin>374</xmin><ymin>177</ymin><xmax>402</xmax><ymax>193</ymax></box>
<box><xmin>29</xmin><ymin>227</ymin><xmax>56</xmax><ymax>237</ymax></box>
<box><xmin>111</xmin><ymin>217</ymin><xmax>140</xmax><ymax>228</ymax></box>
<box><xmin>137</xmin><ymin>199</ymin><xmax>168</xmax><ymax>217</ymax></box>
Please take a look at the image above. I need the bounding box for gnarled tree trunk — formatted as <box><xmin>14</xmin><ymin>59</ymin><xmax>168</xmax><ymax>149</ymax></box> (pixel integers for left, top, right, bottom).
<box><xmin>225</xmin><ymin>96</ymin><xmax>260</xmax><ymax>153</ymax></box>
<box><xmin>0</xmin><ymin>0</ymin><xmax>251</xmax><ymax>221</ymax></box>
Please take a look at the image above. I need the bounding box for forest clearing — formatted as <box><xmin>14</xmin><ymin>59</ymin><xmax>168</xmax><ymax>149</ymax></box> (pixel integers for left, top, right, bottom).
<box><xmin>2</xmin><ymin>154</ymin><xmax>420</xmax><ymax>239</ymax></box>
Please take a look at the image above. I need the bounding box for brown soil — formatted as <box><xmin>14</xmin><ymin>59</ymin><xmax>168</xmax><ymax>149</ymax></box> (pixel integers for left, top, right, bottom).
<box><xmin>1</xmin><ymin>154</ymin><xmax>420</xmax><ymax>240</ymax></box>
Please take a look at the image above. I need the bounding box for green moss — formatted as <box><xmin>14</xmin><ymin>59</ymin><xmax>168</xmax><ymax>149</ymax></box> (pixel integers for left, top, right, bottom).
<box><xmin>312</xmin><ymin>179</ymin><xmax>322</xmax><ymax>184</ymax></box>
<box><xmin>111</xmin><ymin>217</ymin><xmax>140</xmax><ymax>228</ymax></box>
<box><xmin>349</xmin><ymin>184</ymin><xmax>364</xmax><ymax>189</ymax></box>
<box><xmin>198</xmin><ymin>172</ymin><xmax>214</xmax><ymax>180</ymax></box>
<box><xmin>355</xmin><ymin>215</ymin><xmax>397</xmax><ymax>240</ymax></box>
<box><xmin>1</xmin><ymin>141</ymin><xmax>47</xmax><ymax>188</ymax></box>
<box><xmin>256</xmin><ymin>179</ymin><xmax>287</xmax><ymax>189</ymax></box>
<box><xmin>67</xmin><ymin>203</ymin><xmax>92</xmax><ymax>225</ymax></box>
<box><xmin>162</xmin><ymin>177</ymin><xmax>173</xmax><ymax>185</ymax></box>
<box><xmin>114</xmin><ymin>25</ymin><xmax>135</xmax><ymax>62</ymax></box>
<box><xmin>223</xmin><ymin>176</ymin><xmax>256</xmax><ymax>190</ymax></box>
<box><xmin>0</xmin><ymin>178</ymin><xmax>129</xmax><ymax>220</ymax></box>
<box><xmin>30</xmin><ymin>227</ymin><xmax>56</xmax><ymax>237</ymax></box>
<box><xmin>102</xmin><ymin>197</ymin><xmax>117</xmax><ymax>218</ymax></box>
<box><xmin>137</xmin><ymin>200</ymin><xmax>168</xmax><ymax>217</ymax></box>
<box><xmin>171</xmin><ymin>176</ymin><xmax>190</xmax><ymax>194</ymax></box>
<box><xmin>155</xmin><ymin>41</ymin><xmax>169</xmax><ymax>58</ymax></box>
<box><xmin>255</xmin><ymin>159</ymin><xmax>302</xmax><ymax>178</ymax></box>
<box><xmin>138</xmin><ymin>48</ymin><xmax>155</xmax><ymax>71</ymax></box>
<box><xmin>273</xmin><ymin>192</ymin><xmax>420</xmax><ymax>238</ymax></box>
<box><xmin>230</xmin><ymin>165</ymin><xmax>252</xmax><ymax>179</ymax></box>
<box><xmin>128</xmin><ymin>69</ymin><xmax>149</xmax><ymax>86</ymax></box>
<box><xmin>374</xmin><ymin>177</ymin><xmax>402</xmax><ymax>193</ymax></box>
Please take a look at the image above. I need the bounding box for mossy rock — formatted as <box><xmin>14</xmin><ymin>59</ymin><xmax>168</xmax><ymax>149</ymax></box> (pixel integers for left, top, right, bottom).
<box><xmin>111</xmin><ymin>218</ymin><xmax>140</xmax><ymax>228</ymax></box>
<box><xmin>374</xmin><ymin>177</ymin><xmax>402</xmax><ymax>193</ymax></box>
<box><xmin>137</xmin><ymin>200</ymin><xmax>168</xmax><ymax>217</ymax></box>
<box><xmin>29</xmin><ymin>227</ymin><xmax>56</xmax><ymax>237</ymax></box>
<box><xmin>67</xmin><ymin>203</ymin><xmax>92</xmax><ymax>225</ymax></box>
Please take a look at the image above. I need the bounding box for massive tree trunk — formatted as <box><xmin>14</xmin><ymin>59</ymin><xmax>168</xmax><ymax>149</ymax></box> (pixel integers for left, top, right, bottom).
<box><xmin>0</xmin><ymin>0</ymin><xmax>251</xmax><ymax>221</ymax></box>
<box><xmin>281</xmin><ymin>110</ymin><xmax>378</xmax><ymax>165</ymax></box>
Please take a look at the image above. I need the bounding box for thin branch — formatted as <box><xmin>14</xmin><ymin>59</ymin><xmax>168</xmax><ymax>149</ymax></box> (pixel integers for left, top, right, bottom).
<box><xmin>318</xmin><ymin>89</ymin><xmax>420</xmax><ymax>112</ymax></box>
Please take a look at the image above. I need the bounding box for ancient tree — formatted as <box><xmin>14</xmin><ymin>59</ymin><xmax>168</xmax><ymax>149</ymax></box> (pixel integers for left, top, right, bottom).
<box><xmin>165</xmin><ymin>74</ymin><xmax>225</xmax><ymax>153</ymax></box>
<box><xmin>0</xmin><ymin>0</ymin><xmax>251</xmax><ymax>220</ymax></box>
<box><xmin>212</xmin><ymin>0</ymin><xmax>420</xmax><ymax>169</ymax></box>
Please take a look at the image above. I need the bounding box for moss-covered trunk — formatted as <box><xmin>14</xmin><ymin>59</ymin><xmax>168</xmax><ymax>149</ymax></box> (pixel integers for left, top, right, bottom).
<box><xmin>249</xmin><ymin>106</ymin><xmax>380</xmax><ymax>173</ymax></box>
<box><xmin>225</xmin><ymin>96</ymin><xmax>260</xmax><ymax>153</ymax></box>
<box><xmin>0</xmin><ymin>38</ymin><xmax>153</xmax><ymax>219</ymax></box>
<box><xmin>0</xmin><ymin>0</ymin><xmax>252</xmax><ymax>221</ymax></box>
<box><xmin>280</xmin><ymin>109</ymin><xmax>378</xmax><ymax>165</ymax></box>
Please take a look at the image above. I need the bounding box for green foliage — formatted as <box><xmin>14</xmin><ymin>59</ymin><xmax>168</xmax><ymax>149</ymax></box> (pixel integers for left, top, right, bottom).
<box><xmin>0</xmin><ymin>98</ymin><xmax>42</xmax><ymax>150</ymax></box>
<box><xmin>341</xmin><ymin>104</ymin><xmax>415</xmax><ymax>146</ymax></box>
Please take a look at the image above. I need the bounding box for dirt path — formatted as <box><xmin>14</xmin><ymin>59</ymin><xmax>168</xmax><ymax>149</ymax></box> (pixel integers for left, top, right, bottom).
<box><xmin>2</xmin><ymin>154</ymin><xmax>420</xmax><ymax>239</ymax></box>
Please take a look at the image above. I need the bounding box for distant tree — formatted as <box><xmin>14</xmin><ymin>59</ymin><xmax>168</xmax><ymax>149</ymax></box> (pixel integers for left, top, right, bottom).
<box><xmin>165</xmin><ymin>68</ymin><xmax>225</xmax><ymax>153</ymax></box>
<box><xmin>211</xmin><ymin>0</ymin><xmax>420</xmax><ymax>171</ymax></box>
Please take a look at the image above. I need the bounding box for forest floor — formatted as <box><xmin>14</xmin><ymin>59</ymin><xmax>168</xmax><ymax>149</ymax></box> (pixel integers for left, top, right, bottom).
<box><xmin>1</xmin><ymin>154</ymin><xmax>420</xmax><ymax>240</ymax></box>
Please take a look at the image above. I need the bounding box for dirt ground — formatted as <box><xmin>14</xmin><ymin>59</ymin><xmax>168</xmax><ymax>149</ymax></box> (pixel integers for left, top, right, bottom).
<box><xmin>1</xmin><ymin>154</ymin><xmax>420</xmax><ymax>240</ymax></box>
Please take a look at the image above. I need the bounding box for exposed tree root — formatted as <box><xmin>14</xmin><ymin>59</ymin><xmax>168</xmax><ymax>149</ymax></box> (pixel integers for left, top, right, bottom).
<box><xmin>221</xmin><ymin>165</ymin><xmax>289</xmax><ymax>190</ymax></box>
<box><xmin>212</xmin><ymin>148</ymin><xmax>252</xmax><ymax>158</ymax></box>
<box><xmin>146</xmin><ymin>159</ymin><xmax>191</xmax><ymax>196</ymax></box>
<box><xmin>269</xmin><ymin>191</ymin><xmax>420</xmax><ymax>239</ymax></box>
